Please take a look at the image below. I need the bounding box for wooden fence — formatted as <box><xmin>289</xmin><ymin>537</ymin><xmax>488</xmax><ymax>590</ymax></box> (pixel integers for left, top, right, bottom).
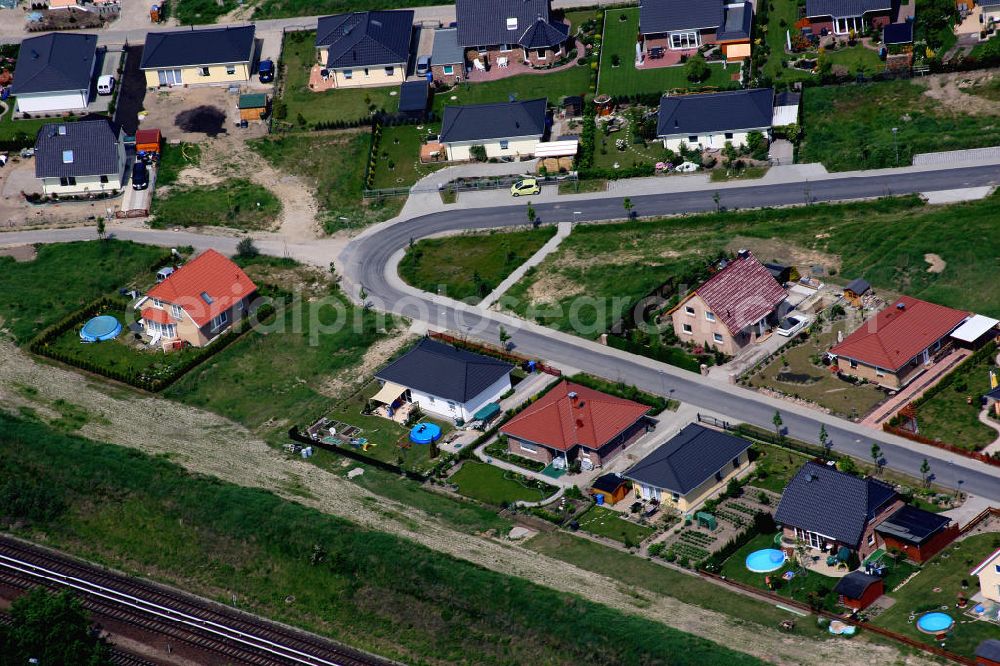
<box><xmin>883</xmin><ymin>422</ymin><xmax>1000</xmax><ymax>468</ymax></box>
<box><xmin>428</xmin><ymin>331</ymin><xmax>562</xmax><ymax>377</ymax></box>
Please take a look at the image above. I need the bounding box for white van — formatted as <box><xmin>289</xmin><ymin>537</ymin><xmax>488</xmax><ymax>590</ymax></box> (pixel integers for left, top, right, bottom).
<box><xmin>97</xmin><ymin>75</ymin><xmax>115</xmax><ymax>96</ymax></box>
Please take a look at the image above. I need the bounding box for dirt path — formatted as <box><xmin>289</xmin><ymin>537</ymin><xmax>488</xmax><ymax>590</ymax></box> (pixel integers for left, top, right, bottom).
<box><xmin>0</xmin><ymin>341</ymin><xmax>932</xmax><ymax>666</ymax></box>
<box><xmin>917</xmin><ymin>69</ymin><xmax>1000</xmax><ymax>116</ymax></box>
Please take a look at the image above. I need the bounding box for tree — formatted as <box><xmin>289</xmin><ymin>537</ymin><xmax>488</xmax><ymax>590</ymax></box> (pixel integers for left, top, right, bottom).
<box><xmin>95</xmin><ymin>217</ymin><xmax>106</xmax><ymax>241</ymax></box>
<box><xmin>772</xmin><ymin>410</ymin><xmax>783</xmax><ymax>440</ymax></box>
<box><xmin>0</xmin><ymin>588</ymin><xmax>110</xmax><ymax>666</ymax></box>
<box><xmin>359</xmin><ymin>285</ymin><xmax>368</xmax><ymax>306</ymax></box>
<box><xmin>746</xmin><ymin>131</ymin><xmax>768</xmax><ymax>161</ymax></box>
<box><xmin>712</xmin><ymin>191</ymin><xmax>721</xmax><ymax>213</ymax></box>
<box><xmin>622</xmin><ymin>197</ymin><xmax>634</xmax><ymax>220</ymax></box>
<box><xmin>235</xmin><ymin>236</ymin><xmax>259</xmax><ymax>259</ymax></box>
<box><xmin>920</xmin><ymin>458</ymin><xmax>931</xmax><ymax>487</ymax></box>
<box><xmin>870</xmin><ymin>443</ymin><xmax>882</xmax><ymax>474</ymax></box>
<box><xmin>526</xmin><ymin>201</ymin><xmax>536</xmax><ymax>227</ymax></box>
<box><xmin>684</xmin><ymin>52</ymin><xmax>710</xmax><ymax>83</ymax></box>
<box><xmin>819</xmin><ymin>424</ymin><xmax>831</xmax><ymax>459</ymax></box>
<box><xmin>722</xmin><ymin>140</ymin><xmax>738</xmax><ymax>166</ymax></box>
<box><xmin>498</xmin><ymin>325</ymin><xmax>511</xmax><ymax>350</ymax></box>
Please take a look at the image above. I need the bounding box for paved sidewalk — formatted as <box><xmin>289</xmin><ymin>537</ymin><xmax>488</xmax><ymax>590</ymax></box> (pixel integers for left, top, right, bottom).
<box><xmin>860</xmin><ymin>348</ymin><xmax>971</xmax><ymax>429</ymax></box>
<box><xmin>944</xmin><ymin>493</ymin><xmax>994</xmax><ymax>528</ymax></box>
<box><xmin>481</xmin><ymin>221</ymin><xmax>572</xmax><ymax>308</ymax></box>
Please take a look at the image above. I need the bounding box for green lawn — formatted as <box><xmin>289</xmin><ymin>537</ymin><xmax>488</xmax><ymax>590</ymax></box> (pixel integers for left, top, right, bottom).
<box><xmin>173</xmin><ymin>0</ymin><xmax>234</xmax><ymax>24</ymax></box>
<box><xmin>253</xmin><ymin>0</ymin><xmax>443</xmax><ymax>20</ymax></box>
<box><xmin>152</xmin><ymin>178</ymin><xmax>282</xmax><ymax>231</ymax></box>
<box><xmin>155</xmin><ymin>143</ymin><xmax>201</xmax><ymax>187</ymax></box>
<box><xmin>0</xmin><ymin>241</ymin><xmax>167</xmax><ymax>343</ymax></box>
<box><xmin>431</xmin><ymin>66</ymin><xmax>592</xmax><ymax>116</ymax></box>
<box><xmin>748</xmin><ymin>443</ymin><xmax>813</xmax><ymax>494</ymax></box>
<box><xmin>370</xmin><ymin>124</ymin><xmax>445</xmax><ymax>190</ymax></box>
<box><xmin>398</xmin><ymin>227</ymin><xmax>557</xmax><ymax>303</ymax></box>
<box><xmin>824</xmin><ymin>45</ymin><xmax>884</xmax><ymax>74</ymax></box>
<box><xmin>872</xmin><ymin>533</ymin><xmax>1000</xmax><ymax>658</ymax></box>
<box><xmin>450</xmin><ymin>462</ymin><xmax>557</xmax><ymax>505</ymax></box>
<box><xmin>575</xmin><ymin>504</ymin><xmax>656</xmax><ymax>545</ymax></box>
<box><xmin>0</xmin><ymin>414</ymin><xmax>765</xmax><ymax>666</ymax></box>
<box><xmin>913</xmin><ymin>349</ymin><xmax>998</xmax><ymax>451</ymax></box>
<box><xmin>250</xmin><ymin>131</ymin><xmax>401</xmax><ymax>232</ymax></box>
<box><xmin>598</xmin><ymin>8</ymin><xmax>736</xmax><ymax>97</ymax></box>
<box><xmin>761</xmin><ymin>0</ymin><xmax>815</xmax><ymax>84</ymax></box>
<box><xmin>0</xmin><ymin>102</ymin><xmax>69</xmax><ymax>145</ymax></box>
<box><xmin>800</xmin><ymin>80</ymin><xmax>1000</xmax><ymax>170</ymax></box>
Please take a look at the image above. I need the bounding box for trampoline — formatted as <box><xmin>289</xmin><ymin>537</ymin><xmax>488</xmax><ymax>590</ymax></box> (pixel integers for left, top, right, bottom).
<box><xmin>409</xmin><ymin>422</ymin><xmax>442</xmax><ymax>445</ymax></box>
<box><xmin>80</xmin><ymin>315</ymin><xmax>122</xmax><ymax>342</ymax></box>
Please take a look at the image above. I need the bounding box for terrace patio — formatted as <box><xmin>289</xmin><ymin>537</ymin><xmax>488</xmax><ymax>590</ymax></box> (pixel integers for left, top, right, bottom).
<box><xmin>462</xmin><ymin>39</ymin><xmax>584</xmax><ymax>83</ymax></box>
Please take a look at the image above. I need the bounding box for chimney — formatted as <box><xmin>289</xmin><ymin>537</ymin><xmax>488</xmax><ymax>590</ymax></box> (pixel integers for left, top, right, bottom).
<box><xmin>896</xmin><ymin>302</ymin><xmax>906</xmax><ymax>310</ymax></box>
<box><xmin>737</xmin><ymin>248</ymin><xmax>750</xmax><ymax>259</ymax></box>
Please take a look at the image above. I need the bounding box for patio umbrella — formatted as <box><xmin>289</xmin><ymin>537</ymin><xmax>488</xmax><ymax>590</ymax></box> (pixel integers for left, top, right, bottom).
<box><xmin>837</xmin><ymin>546</ymin><xmax>851</xmax><ymax>562</ymax></box>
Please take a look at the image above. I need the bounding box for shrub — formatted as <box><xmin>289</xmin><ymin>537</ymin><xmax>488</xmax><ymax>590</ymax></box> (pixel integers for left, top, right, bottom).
<box><xmin>236</xmin><ymin>236</ymin><xmax>259</xmax><ymax>259</ymax></box>
<box><xmin>470</xmin><ymin>144</ymin><xmax>488</xmax><ymax>162</ymax></box>
<box><xmin>684</xmin><ymin>52</ymin><xmax>710</xmax><ymax>82</ymax></box>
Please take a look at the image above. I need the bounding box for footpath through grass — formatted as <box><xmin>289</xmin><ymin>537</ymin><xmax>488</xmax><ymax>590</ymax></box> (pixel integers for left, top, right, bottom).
<box><xmin>399</xmin><ymin>227</ymin><xmax>557</xmax><ymax>303</ymax></box>
<box><xmin>152</xmin><ymin>178</ymin><xmax>282</xmax><ymax>231</ymax></box>
<box><xmin>0</xmin><ymin>415</ymin><xmax>765</xmax><ymax>666</ymax></box>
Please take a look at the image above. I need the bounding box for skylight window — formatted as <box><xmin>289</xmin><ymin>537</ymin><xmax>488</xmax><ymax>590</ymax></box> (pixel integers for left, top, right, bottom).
<box><xmin>200</xmin><ymin>291</ymin><xmax>214</xmax><ymax>304</ymax></box>
<box><xmin>62</xmin><ymin>150</ymin><xmax>73</xmax><ymax>164</ymax></box>
<box><xmin>57</xmin><ymin>125</ymin><xmax>67</xmax><ymax>135</ymax></box>
<box><xmin>506</xmin><ymin>17</ymin><xmax>518</xmax><ymax>30</ymax></box>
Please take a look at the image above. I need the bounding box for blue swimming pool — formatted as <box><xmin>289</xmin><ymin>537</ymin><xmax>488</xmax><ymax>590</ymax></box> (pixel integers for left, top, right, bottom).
<box><xmin>745</xmin><ymin>548</ymin><xmax>786</xmax><ymax>573</ymax></box>
<box><xmin>80</xmin><ymin>315</ymin><xmax>122</xmax><ymax>342</ymax></box>
<box><xmin>916</xmin><ymin>612</ymin><xmax>954</xmax><ymax>634</ymax></box>
<box><xmin>409</xmin><ymin>422</ymin><xmax>442</xmax><ymax>445</ymax></box>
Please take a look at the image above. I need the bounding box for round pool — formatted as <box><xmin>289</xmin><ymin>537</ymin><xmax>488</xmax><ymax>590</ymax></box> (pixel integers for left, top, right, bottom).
<box><xmin>916</xmin><ymin>612</ymin><xmax>954</xmax><ymax>634</ymax></box>
<box><xmin>409</xmin><ymin>422</ymin><xmax>442</xmax><ymax>445</ymax></box>
<box><xmin>745</xmin><ymin>548</ymin><xmax>786</xmax><ymax>573</ymax></box>
<box><xmin>80</xmin><ymin>315</ymin><xmax>122</xmax><ymax>342</ymax></box>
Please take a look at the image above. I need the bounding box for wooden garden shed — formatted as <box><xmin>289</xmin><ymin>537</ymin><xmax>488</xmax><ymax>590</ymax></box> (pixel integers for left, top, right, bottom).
<box><xmin>238</xmin><ymin>93</ymin><xmax>268</xmax><ymax>122</ymax></box>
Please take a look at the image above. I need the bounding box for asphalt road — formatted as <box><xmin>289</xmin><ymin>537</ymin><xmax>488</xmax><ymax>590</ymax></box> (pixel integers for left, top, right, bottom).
<box><xmin>340</xmin><ymin>162</ymin><xmax>1000</xmax><ymax>501</ymax></box>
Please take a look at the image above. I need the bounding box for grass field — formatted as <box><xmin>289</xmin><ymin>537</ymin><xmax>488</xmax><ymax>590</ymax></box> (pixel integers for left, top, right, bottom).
<box><xmin>575</xmin><ymin>504</ymin><xmax>656</xmax><ymax>545</ymax></box>
<box><xmin>748</xmin><ymin>443</ymin><xmax>813</xmax><ymax>494</ymax></box>
<box><xmin>598</xmin><ymin>8</ymin><xmax>735</xmax><ymax>97</ymax></box>
<box><xmin>914</xmin><ymin>350</ymin><xmax>998</xmax><ymax>450</ymax></box>
<box><xmin>450</xmin><ymin>462</ymin><xmax>556</xmax><ymax>505</ymax></box>
<box><xmin>0</xmin><ymin>241</ymin><xmax>167</xmax><ymax>343</ymax></box>
<box><xmin>761</xmin><ymin>0</ymin><xmax>815</xmax><ymax>84</ymax></box>
<box><xmin>174</xmin><ymin>0</ymin><xmax>234</xmax><ymax>24</ymax></box>
<box><xmin>370</xmin><ymin>124</ymin><xmax>445</xmax><ymax>190</ymax></box>
<box><xmin>398</xmin><ymin>227</ymin><xmax>557</xmax><ymax>303</ymax></box>
<box><xmin>0</xmin><ymin>414</ymin><xmax>765</xmax><ymax>666</ymax></box>
<box><xmin>253</xmin><ymin>0</ymin><xmax>442</xmax><ymax>20</ymax></box>
<box><xmin>800</xmin><ymin>81</ymin><xmax>1000</xmax><ymax>170</ymax></box>
<box><xmin>430</xmin><ymin>66</ymin><xmax>592</xmax><ymax>115</ymax></box>
<box><xmin>0</xmin><ymin>103</ymin><xmax>67</xmax><ymax>144</ymax></box>
<box><xmin>872</xmin><ymin>533</ymin><xmax>1000</xmax><ymax>658</ymax></box>
<box><xmin>250</xmin><ymin>131</ymin><xmax>401</xmax><ymax>232</ymax></box>
<box><xmin>155</xmin><ymin>143</ymin><xmax>201</xmax><ymax>187</ymax></box>
<box><xmin>152</xmin><ymin>179</ymin><xmax>282</xmax><ymax>231</ymax></box>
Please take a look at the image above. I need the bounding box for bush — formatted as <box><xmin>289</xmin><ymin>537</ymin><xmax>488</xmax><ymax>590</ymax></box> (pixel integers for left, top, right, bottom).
<box><xmin>684</xmin><ymin>52</ymin><xmax>710</xmax><ymax>82</ymax></box>
<box><xmin>647</xmin><ymin>542</ymin><xmax>665</xmax><ymax>558</ymax></box>
<box><xmin>236</xmin><ymin>236</ymin><xmax>259</xmax><ymax>259</ymax></box>
<box><xmin>470</xmin><ymin>144</ymin><xmax>488</xmax><ymax>162</ymax></box>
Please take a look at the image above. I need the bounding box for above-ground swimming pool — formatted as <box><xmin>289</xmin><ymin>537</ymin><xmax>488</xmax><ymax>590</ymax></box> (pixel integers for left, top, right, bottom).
<box><xmin>409</xmin><ymin>422</ymin><xmax>442</xmax><ymax>445</ymax></box>
<box><xmin>916</xmin><ymin>612</ymin><xmax>954</xmax><ymax>634</ymax></box>
<box><xmin>745</xmin><ymin>548</ymin><xmax>786</xmax><ymax>573</ymax></box>
<box><xmin>80</xmin><ymin>315</ymin><xmax>122</xmax><ymax>342</ymax></box>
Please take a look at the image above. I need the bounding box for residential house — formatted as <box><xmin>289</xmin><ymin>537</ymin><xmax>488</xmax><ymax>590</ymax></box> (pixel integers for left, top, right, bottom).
<box><xmin>34</xmin><ymin>119</ymin><xmax>126</xmax><ymax>196</ymax></box>
<box><xmin>455</xmin><ymin>0</ymin><xmax>569</xmax><ymax>69</ymax></box>
<box><xmin>140</xmin><ymin>249</ymin><xmax>257</xmax><ymax>350</ymax></box>
<box><xmin>829</xmin><ymin>296</ymin><xmax>969</xmax><ymax>389</ymax></box>
<box><xmin>657</xmin><ymin>88</ymin><xmax>773</xmax><ymax>152</ymax></box>
<box><xmin>501</xmin><ymin>381</ymin><xmax>652</xmax><ymax>469</ymax></box>
<box><xmin>589</xmin><ymin>472</ymin><xmax>630</xmax><ymax>505</ymax></box>
<box><xmin>373</xmin><ymin>338</ymin><xmax>513</xmax><ymax>422</ymax></box>
<box><xmin>874</xmin><ymin>504</ymin><xmax>957</xmax><ymax>563</ymax></box>
<box><xmin>624</xmin><ymin>423</ymin><xmax>751</xmax><ymax>512</ymax></box>
<box><xmin>774</xmin><ymin>461</ymin><xmax>903</xmax><ymax>560</ymax></box>
<box><xmin>834</xmin><ymin>571</ymin><xmax>884</xmax><ymax>610</ymax></box>
<box><xmin>668</xmin><ymin>249</ymin><xmax>787</xmax><ymax>356</ymax></box>
<box><xmin>140</xmin><ymin>25</ymin><xmax>255</xmax><ymax>88</ymax></box>
<box><xmin>11</xmin><ymin>33</ymin><xmax>97</xmax><ymax>115</ymax></box>
<box><xmin>314</xmin><ymin>10</ymin><xmax>414</xmax><ymax>89</ymax></box>
<box><xmin>439</xmin><ymin>98</ymin><xmax>547</xmax><ymax>161</ymax></box>
<box><xmin>806</xmin><ymin>0</ymin><xmax>892</xmax><ymax>35</ymax></box>
<box><xmin>977</xmin><ymin>639</ymin><xmax>1000</xmax><ymax>666</ymax></box>
<box><xmin>971</xmin><ymin>546</ymin><xmax>1000</xmax><ymax>603</ymax></box>
<box><xmin>430</xmin><ymin>27</ymin><xmax>466</xmax><ymax>84</ymax></box>
<box><xmin>639</xmin><ymin>0</ymin><xmax>753</xmax><ymax>61</ymax></box>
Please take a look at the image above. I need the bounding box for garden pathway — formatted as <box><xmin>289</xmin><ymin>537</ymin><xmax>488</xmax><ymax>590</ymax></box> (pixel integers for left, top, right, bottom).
<box><xmin>481</xmin><ymin>221</ymin><xmax>572</xmax><ymax>309</ymax></box>
<box><xmin>860</xmin><ymin>348</ymin><xmax>971</xmax><ymax>429</ymax></box>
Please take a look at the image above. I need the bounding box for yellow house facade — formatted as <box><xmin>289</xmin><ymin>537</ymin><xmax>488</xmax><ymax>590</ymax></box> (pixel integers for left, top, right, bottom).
<box><xmin>972</xmin><ymin>547</ymin><xmax>1000</xmax><ymax>603</ymax></box>
<box><xmin>142</xmin><ymin>62</ymin><xmax>251</xmax><ymax>88</ymax></box>
<box><xmin>140</xmin><ymin>25</ymin><xmax>255</xmax><ymax>89</ymax></box>
<box><xmin>320</xmin><ymin>61</ymin><xmax>406</xmax><ymax>89</ymax></box>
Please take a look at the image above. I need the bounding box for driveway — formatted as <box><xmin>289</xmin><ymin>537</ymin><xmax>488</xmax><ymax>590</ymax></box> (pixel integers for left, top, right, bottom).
<box><xmin>113</xmin><ymin>44</ymin><xmax>145</xmax><ymax>135</ymax></box>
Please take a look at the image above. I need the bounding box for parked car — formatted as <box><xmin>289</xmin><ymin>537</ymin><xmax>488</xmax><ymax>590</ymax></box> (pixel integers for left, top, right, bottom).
<box><xmin>777</xmin><ymin>315</ymin><xmax>807</xmax><ymax>337</ymax></box>
<box><xmin>97</xmin><ymin>75</ymin><xmax>115</xmax><ymax>96</ymax></box>
<box><xmin>510</xmin><ymin>178</ymin><xmax>540</xmax><ymax>197</ymax></box>
<box><xmin>131</xmin><ymin>162</ymin><xmax>149</xmax><ymax>190</ymax></box>
<box><xmin>258</xmin><ymin>59</ymin><xmax>275</xmax><ymax>83</ymax></box>
<box><xmin>416</xmin><ymin>55</ymin><xmax>431</xmax><ymax>77</ymax></box>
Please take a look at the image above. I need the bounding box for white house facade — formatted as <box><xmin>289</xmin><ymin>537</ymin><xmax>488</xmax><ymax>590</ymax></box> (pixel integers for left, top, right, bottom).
<box><xmin>444</xmin><ymin>135</ymin><xmax>541</xmax><ymax>161</ymax></box>
<box><xmin>406</xmin><ymin>373</ymin><xmax>511</xmax><ymax>422</ymax></box>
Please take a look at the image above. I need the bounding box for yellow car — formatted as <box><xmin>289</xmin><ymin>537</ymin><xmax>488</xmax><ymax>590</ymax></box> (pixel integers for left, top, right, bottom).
<box><xmin>510</xmin><ymin>178</ymin><xmax>541</xmax><ymax>197</ymax></box>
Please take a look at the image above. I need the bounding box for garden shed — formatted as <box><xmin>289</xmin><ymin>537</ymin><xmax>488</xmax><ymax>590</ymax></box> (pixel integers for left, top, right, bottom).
<box><xmin>238</xmin><ymin>93</ymin><xmax>269</xmax><ymax>122</ymax></box>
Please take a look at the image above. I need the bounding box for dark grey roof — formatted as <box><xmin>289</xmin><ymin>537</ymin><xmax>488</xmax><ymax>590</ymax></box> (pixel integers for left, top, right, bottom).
<box><xmin>455</xmin><ymin>0</ymin><xmax>561</xmax><ymax>48</ymax></box>
<box><xmin>591</xmin><ymin>472</ymin><xmax>626</xmax><ymax>494</ymax></box>
<box><xmin>977</xmin><ymin>640</ymin><xmax>1000</xmax><ymax>662</ymax></box>
<box><xmin>987</xmin><ymin>386</ymin><xmax>1000</xmax><ymax>401</ymax></box>
<box><xmin>883</xmin><ymin>21</ymin><xmax>913</xmax><ymax>44</ymax></box>
<box><xmin>658</xmin><ymin>88</ymin><xmax>773</xmax><ymax>137</ymax></box>
<box><xmin>376</xmin><ymin>338</ymin><xmax>513</xmax><ymax>403</ymax></box>
<box><xmin>640</xmin><ymin>0</ymin><xmax>724</xmax><ymax>34</ymax></box>
<box><xmin>11</xmin><ymin>33</ymin><xmax>97</xmax><ymax>95</ymax></box>
<box><xmin>834</xmin><ymin>571</ymin><xmax>882</xmax><ymax>599</ymax></box>
<box><xmin>440</xmin><ymin>98</ymin><xmax>547</xmax><ymax>143</ymax></box>
<box><xmin>519</xmin><ymin>17</ymin><xmax>569</xmax><ymax>49</ymax></box>
<box><xmin>806</xmin><ymin>0</ymin><xmax>891</xmax><ymax>19</ymax></box>
<box><xmin>431</xmin><ymin>27</ymin><xmax>465</xmax><ymax>65</ymax></box>
<box><xmin>875</xmin><ymin>505</ymin><xmax>952</xmax><ymax>545</ymax></box>
<box><xmin>140</xmin><ymin>25</ymin><xmax>255</xmax><ymax>69</ymax></box>
<box><xmin>717</xmin><ymin>2</ymin><xmax>753</xmax><ymax>41</ymax></box>
<box><xmin>845</xmin><ymin>277</ymin><xmax>871</xmax><ymax>294</ymax></box>
<box><xmin>34</xmin><ymin>119</ymin><xmax>119</xmax><ymax>179</ymax></box>
<box><xmin>775</xmin><ymin>91</ymin><xmax>801</xmax><ymax>107</ymax></box>
<box><xmin>624</xmin><ymin>424</ymin><xmax>751</xmax><ymax>494</ymax></box>
<box><xmin>398</xmin><ymin>79</ymin><xmax>428</xmax><ymax>112</ymax></box>
<box><xmin>774</xmin><ymin>462</ymin><xmax>898</xmax><ymax>548</ymax></box>
<box><xmin>315</xmin><ymin>11</ymin><xmax>414</xmax><ymax>68</ymax></box>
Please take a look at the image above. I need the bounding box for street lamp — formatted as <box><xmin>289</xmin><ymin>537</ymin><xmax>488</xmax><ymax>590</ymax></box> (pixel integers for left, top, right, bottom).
<box><xmin>891</xmin><ymin>127</ymin><xmax>899</xmax><ymax>167</ymax></box>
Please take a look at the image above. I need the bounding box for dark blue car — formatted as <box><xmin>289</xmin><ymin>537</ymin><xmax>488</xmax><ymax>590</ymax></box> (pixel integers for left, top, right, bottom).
<box><xmin>258</xmin><ymin>59</ymin><xmax>275</xmax><ymax>83</ymax></box>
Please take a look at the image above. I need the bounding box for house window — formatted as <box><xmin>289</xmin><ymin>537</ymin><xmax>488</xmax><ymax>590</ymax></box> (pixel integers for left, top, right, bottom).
<box><xmin>669</xmin><ymin>31</ymin><xmax>699</xmax><ymax>49</ymax></box>
<box><xmin>152</xmin><ymin>299</ymin><xmax>162</xmax><ymax>308</ymax></box>
<box><xmin>995</xmin><ymin>564</ymin><xmax>1000</xmax><ymax>574</ymax></box>
<box><xmin>713</xmin><ymin>333</ymin><xmax>723</xmax><ymax>343</ymax></box>
<box><xmin>343</xmin><ymin>69</ymin><xmax>353</xmax><ymax>79</ymax></box>
<box><xmin>171</xmin><ymin>304</ymin><xmax>183</xmax><ymax>320</ymax></box>
<box><xmin>499</xmin><ymin>140</ymin><xmax>509</xmax><ymax>150</ymax></box>
<box><xmin>210</xmin><ymin>310</ymin><xmax>229</xmax><ymax>331</ymax></box>
<box><xmin>226</xmin><ymin>65</ymin><xmax>236</xmax><ymax>75</ymax></box>
<box><xmin>536</xmin><ymin>49</ymin><xmax>546</xmax><ymax>58</ymax></box>
<box><xmin>59</xmin><ymin>176</ymin><xmax>77</xmax><ymax>187</ymax></box>
<box><xmin>519</xmin><ymin>441</ymin><xmax>538</xmax><ymax>453</ymax></box>
<box><xmin>724</xmin><ymin>132</ymin><xmax>734</xmax><ymax>140</ymax></box>
<box><xmin>100</xmin><ymin>175</ymin><xmax>109</xmax><ymax>184</ymax></box>
<box><xmin>685</xmin><ymin>306</ymin><xmax>695</xmax><ymax>316</ymax></box>
<box><xmin>732</xmin><ymin>456</ymin><xmax>740</xmax><ymax>469</ymax></box>
<box><xmin>876</xmin><ymin>368</ymin><xmax>885</xmax><ymax>377</ymax></box>
<box><xmin>500</xmin><ymin>43</ymin><xmax>512</xmax><ymax>52</ymax></box>
<box><xmin>200</xmin><ymin>67</ymin><xmax>210</xmax><ymax>77</ymax></box>
<box><xmin>443</xmin><ymin>64</ymin><xmax>454</xmax><ymax>75</ymax></box>
<box><xmin>447</xmin><ymin>401</ymin><xmax>456</xmax><ymax>411</ymax></box>
<box><xmin>428</xmin><ymin>396</ymin><xmax>435</xmax><ymax>404</ymax></box>
<box><xmin>714</xmin><ymin>470</ymin><xmax>723</xmax><ymax>482</ymax></box>
<box><xmin>705</xmin><ymin>311</ymin><xmax>715</xmax><ymax>321</ymax></box>
<box><xmin>688</xmin><ymin>135</ymin><xmax>698</xmax><ymax>143</ymax></box>
<box><xmin>682</xmin><ymin>323</ymin><xmax>692</xmax><ymax>334</ymax></box>
<box><xmin>671</xmin><ymin>492</ymin><xmax>680</xmax><ymax>501</ymax></box>
<box><xmin>385</xmin><ymin>66</ymin><xmax>394</xmax><ymax>76</ymax></box>
<box><xmin>868</xmin><ymin>534</ymin><xmax>876</xmax><ymax>546</ymax></box>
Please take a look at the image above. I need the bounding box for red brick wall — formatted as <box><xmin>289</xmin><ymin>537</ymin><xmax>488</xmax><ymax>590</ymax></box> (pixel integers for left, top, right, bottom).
<box><xmin>860</xmin><ymin>498</ymin><xmax>905</xmax><ymax>559</ymax></box>
<box><xmin>431</xmin><ymin>64</ymin><xmax>463</xmax><ymax>85</ymax></box>
<box><xmin>880</xmin><ymin>522</ymin><xmax>959</xmax><ymax>564</ymax></box>
<box><xmin>507</xmin><ymin>437</ymin><xmax>554</xmax><ymax>465</ymax></box>
<box><xmin>809</xmin><ymin>18</ymin><xmax>834</xmax><ymax>33</ymax></box>
<box><xmin>523</xmin><ymin>45</ymin><xmax>563</xmax><ymax>66</ymax></box>
<box><xmin>841</xmin><ymin>579</ymin><xmax>884</xmax><ymax>610</ymax></box>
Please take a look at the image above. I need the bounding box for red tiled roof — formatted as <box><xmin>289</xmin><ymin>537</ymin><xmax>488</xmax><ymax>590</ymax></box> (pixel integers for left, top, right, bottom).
<box><xmin>146</xmin><ymin>249</ymin><xmax>257</xmax><ymax>327</ymax></box>
<box><xmin>141</xmin><ymin>306</ymin><xmax>172</xmax><ymax>324</ymax></box>
<box><xmin>689</xmin><ymin>251</ymin><xmax>786</xmax><ymax>334</ymax></box>
<box><xmin>500</xmin><ymin>381</ymin><xmax>650</xmax><ymax>452</ymax></box>
<box><xmin>831</xmin><ymin>296</ymin><xmax>969</xmax><ymax>371</ymax></box>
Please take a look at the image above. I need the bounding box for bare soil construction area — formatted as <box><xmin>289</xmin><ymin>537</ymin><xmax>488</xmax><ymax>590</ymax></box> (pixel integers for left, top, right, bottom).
<box><xmin>0</xmin><ymin>339</ymin><xmax>932</xmax><ymax>666</ymax></box>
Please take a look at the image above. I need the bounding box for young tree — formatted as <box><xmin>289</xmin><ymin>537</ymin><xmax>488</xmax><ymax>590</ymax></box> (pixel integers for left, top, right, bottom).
<box><xmin>772</xmin><ymin>410</ymin><xmax>783</xmax><ymax>441</ymax></box>
<box><xmin>684</xmin><ymin>52</ymin><xmax>710</xmax><ymax>83</ymax></box>
<box><xmin>95</xmin><ymin>217</ymin><xmax>106</xmax><ymax>241</ymax></box>
<box><xmin>526</xmin><ymin>201</ymin><xmax>536</xmax><ymax>227</ymax></box>
<box><xmin>498</xmin><ymin>324</ymin><xmax>511</xmax><ymax>350</ymax></box>
<box><xmin>622</xmin><ymin>197</ymin><xmax>634</xmax><ymax>220</ymax></box>
<box><xmin>870</xmin><ymin>442</ymin><xmax>882</xmax><ymax>474</ymax></box>
<box><xmin>359</xmin><ymin>285</ymin><xmax>369</xmax><ymax>306</ymax></box>
<box><xmin>0</xmin><ymin>588</ymin><xmax>109</xmax><ymax>666</ymax></box>
<box><xmin>712</xmin><ymin>191</ymin><xmax>721</xmax><ymax>213</ymax></box>
<box><xmin>920</xmin><ymin>458</ymin><xmax>931</xmax><ymax>487</ymax></box>
<box><xmin>819</xmin><ymin>424</ymin><xmax>831</xmax><ymax>459</ymax></box>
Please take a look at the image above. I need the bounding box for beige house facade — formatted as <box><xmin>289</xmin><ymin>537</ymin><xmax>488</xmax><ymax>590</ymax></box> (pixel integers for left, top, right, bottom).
<box><xmin>973</xmin><ymin>548</ymin><xmax>1000</xmax><ymax>603</ymax></box>
<box><xmin>314</xmin><ymin>11</ymin><xmax>413</xmax><ymax>89</ymax></box>
<box><xmin>140</xmin><ymin>26</ymin><xmax>255</xmax><ymax>89</ymax></box>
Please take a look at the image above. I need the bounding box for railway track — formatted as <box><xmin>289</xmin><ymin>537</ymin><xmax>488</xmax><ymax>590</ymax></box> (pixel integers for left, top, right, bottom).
<box><xmin>0</xmin><ymin>536</ymin><xmax>399</xmax><ymax>666</ymax></box>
